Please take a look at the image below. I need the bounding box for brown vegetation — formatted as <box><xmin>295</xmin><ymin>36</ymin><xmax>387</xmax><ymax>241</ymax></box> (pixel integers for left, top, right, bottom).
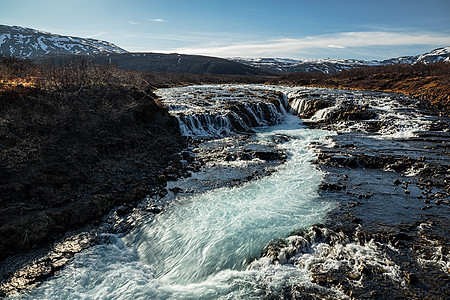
<box><xmin>273</xmin><ymin>62</ymin><xmax>450</xmax><ymax>114</ymax></box>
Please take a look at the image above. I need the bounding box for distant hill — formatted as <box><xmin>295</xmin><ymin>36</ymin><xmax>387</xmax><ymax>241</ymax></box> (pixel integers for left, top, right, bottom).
<box><xmin>33</xmin><ymin>52</ymin><xmax>274</xmax><ymax>75</ymax></box>
<box><xmin>231</xmin><ymin>46</ymin><xmax>450</xmax><ymax>74</ymax></box>
<box><xmin>0</xmin><ymin>25</ymin><xmax>127</xmax><ymax>57</ymax></box>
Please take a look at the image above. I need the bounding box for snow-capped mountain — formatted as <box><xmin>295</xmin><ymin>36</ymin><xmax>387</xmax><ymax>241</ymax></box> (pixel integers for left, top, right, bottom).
<box><xmin>232</xmin><ymin>57</ymin><xmax>381</xmax><ymax>74</ymax></box>
<box><xmin>231</xmin><ymin>47</ymin><xmax>450</xmax><ymax>74</ymax></box>
<box><xmin>382</xmin><ymin>46</ymin><xmax>450</xmax><ymax>65</ymax></box>
<box><xmin>0</xmin><ymin>25</ymin><xmax>128</xmax><ymax>58</ymax></box>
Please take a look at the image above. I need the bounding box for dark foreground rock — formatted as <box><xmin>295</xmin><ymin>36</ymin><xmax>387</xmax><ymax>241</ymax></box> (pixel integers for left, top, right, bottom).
<box><xmin>0</xmin><ymin>85</ymin><xmax>185</xmax><ymax>295</ymax></box>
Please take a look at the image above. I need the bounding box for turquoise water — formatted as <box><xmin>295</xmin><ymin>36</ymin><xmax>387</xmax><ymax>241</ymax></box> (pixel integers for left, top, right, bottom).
<box><xmin>18</xmin><ymin>114</ymin><xmax>335</xmax><ymax>299</ymax></box>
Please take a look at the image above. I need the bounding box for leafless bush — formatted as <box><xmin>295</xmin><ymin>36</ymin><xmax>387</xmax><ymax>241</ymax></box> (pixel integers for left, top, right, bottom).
<box><xmin>36</xmin><ymin>58</ymin><xmax>149</xmax><ymax>92</ymax></box>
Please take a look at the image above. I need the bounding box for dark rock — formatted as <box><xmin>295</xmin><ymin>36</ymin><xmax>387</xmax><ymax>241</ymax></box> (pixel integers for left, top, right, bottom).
<box><xmin>181</xmin><ymin>151</ymin><xmax>192</xmax><ymax>160</ymax></box>
<box><xmin>123</xmin><ymin>185</ymin><xmax>147</xmax><ymax>203</ymax></box>
<box><xmin>351</xmin><ymin>217</ymin><xmax>362</xmax><ymax>223</ymax></box>
<box><xmin>404</xmin><ymin>272</ymin><xmax>418</xmax><ymax>284</ymax></box>
<box><xmin>158</xmin><ymin>189</ymin><xmax>168</xmax><ymax>197</ymax></box>
<box><xmin>169</xmin><ymin>187</ymin><xmax>182</xmax><ymax>194</ymax></box>
<box><xmin>320</xmin><ymin>183</ymin><xmax>346</xmax><ymax>191</ymax></box>
<box><xmin>253</xmin><ymin>151</ymin><xmax>285</xmax><ymax>161</ymax></box>
<box><xmin>224</xmin><ymin>153</ymin><xmax>237</xmax><ymax>161</ymax></box>
<box><xmin>156</xmin><ymin>174</ymin><xmax>168</xmax><ymax>185</ymax></box>
<box><xmin>165</xmin><ymin>174</ymin><xmax>178</xmax><ymax>181</ymax></box>
<box><xmin>116</xmin><ymin>206</ymin><xmax>129</xmax><ymax>216</ymax></box>
<box><xmin>147</xmin><ymin>206</ymin><xmax>162</xmax><ymax>214</ymax></box>
<box><xmin>272</xmin><ymin>134</ymin><xmax>291</xmax><ymax>143</ymax></box>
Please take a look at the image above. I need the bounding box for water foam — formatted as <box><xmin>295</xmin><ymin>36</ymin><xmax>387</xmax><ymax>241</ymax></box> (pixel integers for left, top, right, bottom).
<box><xmin>17</xmin><ymin>113</ymin><xmax>335</xmax><ymax>299</ymax></box>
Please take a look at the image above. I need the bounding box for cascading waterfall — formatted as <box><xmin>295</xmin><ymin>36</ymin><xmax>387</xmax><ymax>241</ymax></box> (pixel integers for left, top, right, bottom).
<box><xmin>15</xmin><ymin>85</ymin><xmax>339</xmax><ymax>300</ymax></box>
<box><xmin>157</xmin><ymin>85</ymin><xmax>288</xmax><ymax>137</ymax></box>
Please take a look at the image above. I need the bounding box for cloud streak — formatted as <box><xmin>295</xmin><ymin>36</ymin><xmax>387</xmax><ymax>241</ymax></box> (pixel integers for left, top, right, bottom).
<box><xmin>171</xmin><ymin>31</ymin><xmax>450</xmax><ymax>58</ymax></box>
<box><xmin>149</xmin><ymin>18</ymin><xmax>167</xmax><ymax>23</ymax></box>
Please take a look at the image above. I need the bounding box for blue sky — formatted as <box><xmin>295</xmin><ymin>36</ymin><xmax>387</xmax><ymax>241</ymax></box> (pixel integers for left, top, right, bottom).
<box><xmin>1</xmin><ymin>0</ymin><xmax>450</xmax><ymax>59</ymax></box>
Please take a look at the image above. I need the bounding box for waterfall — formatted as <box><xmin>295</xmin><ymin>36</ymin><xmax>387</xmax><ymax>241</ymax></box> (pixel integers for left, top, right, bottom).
<box><xmin>288</xmin><ymin>97</ymin><xmax>308</xmax><ymax>115</ymax></box>
<box><xmin>157</xmin><ymin>86</ymin><xmax>288</xmax><ymax>138</ymax></box>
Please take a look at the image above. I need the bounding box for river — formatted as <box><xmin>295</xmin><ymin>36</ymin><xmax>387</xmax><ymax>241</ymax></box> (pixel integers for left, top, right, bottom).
<box><xmin>15</xmin><ymin>85</ymin><xmax>339</xmax><ymax>299</ymax></box>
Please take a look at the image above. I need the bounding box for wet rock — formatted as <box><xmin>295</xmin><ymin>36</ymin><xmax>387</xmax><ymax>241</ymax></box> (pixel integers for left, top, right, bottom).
<box><xmin>320</xmin><ymin>183</ymin><xmax>346</xmax><ymax>191</ymax></box>
<box><xmin>115</xmin><ymin>206</ymin><xmax>129</xmax><ymax>216</ymax></box>
<box><xmin>272</xmin><ymin>134</ymin><xmax>291</xmax><ymax>143</ymax></box>
<box><xmin>224</xmin><ymin>153</ymin><xmax>237</xmax><ymax>161</ymax></box>
<box><xmin>311</xmin><ymin>274</ymin><xmax>327</xmax><ymax>286</ymax></box>
<box><xmin>0</xmin><ymin>232</ymin><xmax>99</xmax><ymax>295</ymax></box>
<box><xmin>181</xmin><ymin>151</ymin><xmax>192</xmax><ymax>160</ymax></box>
<box><xmin>146</xmin><ymin>206</ymin><xmax>162</xmax><ymax>214</ymax></box>
<box><xmin>169</xmin><ymin>187</ymin><xmax>183</xmax><ymax>194</ymax></box>
<box><xmin>253</xmin><ymin>150</ymin><xmax>285</xmax><ymax>161</ymax></box>
<box><xmin>164</xmin><ymin>166</ymin><xmax>178</xmax><ymax>176</ymax></box>
<box><xmin>238</xmin><ymin>152</ymin><xmax>253</xmax><ymax>161</ymax></box>
<box><xmin>298</xmin><ymin>89</ymin><xmax>450</xmax><ymax>299</ymax></box>
<box><xmin>158</xmin><ymin>189</ymin><xmax>168</xmax><ymax>197</ymax></box>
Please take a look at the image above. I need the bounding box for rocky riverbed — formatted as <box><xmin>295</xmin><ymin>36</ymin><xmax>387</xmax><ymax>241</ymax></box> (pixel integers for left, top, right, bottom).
<box><xmin>264</xmin><ymin>88</ymin><xmax>449</xmax><ymax>299</ymax></box>
<box><xmin>1</xmin><ymin>85</ymin><xmax>448</xmax><ymax>299</ymax></box>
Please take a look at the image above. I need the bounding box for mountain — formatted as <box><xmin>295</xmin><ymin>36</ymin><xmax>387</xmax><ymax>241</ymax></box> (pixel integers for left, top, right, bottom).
<box><xmin>0</xmin><ymin>25</ymin><xmax>271</xmax><ymax>75</ymax></box>
<box><xmin>231</xmin><ymin>47</ymin><xmax>450</xmax><ymax>74</ymax></box>
<box><xmin>2</xmin><ymin>24</ymin><xmax>448</xmax><ymax>75</ymax></box>
<box><xmin>381</xmin><ymin>46</ymin><xmax>450</xmax><ymax>65</ymax></box>
<box><xmin>33</xmin><ymin>52</ymin><xmax>274</xmax><ymax>75</ymax></box>
<box><xmin>0</xmin><ymin>25</ymin><xmax>127</xmax><ymax>57</ymax></box>
<box><xmin>231</xmin><ymin>57</ymin><xmax>381</xmax><ymax>74</ymax></box>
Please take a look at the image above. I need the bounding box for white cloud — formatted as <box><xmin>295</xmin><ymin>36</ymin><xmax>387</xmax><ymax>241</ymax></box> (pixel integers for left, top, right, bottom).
<box><xmin>149</xmin><ymin>18</ymin><xmax>167</xmax><ymax>23</ymax></box>
<box><xmin>129</xmin><ymin>21</ymin><xmax>140</xmax><ymax>25</ymax></box>
<box><xmin>170</xmin><ymin>31</ymin><xmax>450</xmax><ymax>58</ymax></box>
<box><xmin>327</xmin><ymin>44</ymin><xmax>346</xmax><ymax>49</ymax></box>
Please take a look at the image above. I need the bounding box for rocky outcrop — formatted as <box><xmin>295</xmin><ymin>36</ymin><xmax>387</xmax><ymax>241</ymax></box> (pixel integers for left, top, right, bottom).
<box><xmin>0</xmin><ymin>85</ymin><xmax>185</xmax><ymax>264</ymax></box>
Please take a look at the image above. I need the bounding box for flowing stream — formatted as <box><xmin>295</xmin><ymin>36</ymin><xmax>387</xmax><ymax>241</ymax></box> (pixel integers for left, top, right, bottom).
<box><xmin>16</xmin><ymin>85</ymin><xmax>337</xmax><ymax>299</ymax></box>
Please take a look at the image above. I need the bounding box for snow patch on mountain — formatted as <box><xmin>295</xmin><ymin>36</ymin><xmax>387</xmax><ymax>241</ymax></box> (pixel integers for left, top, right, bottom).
<box><xmin>0</xmin><ymin>25</ymin><xmax>128</xmax><ymax>58</ymax></box>
<box><xmin>231</xmin><ymin>47</ymin><xmax>450</xmax><ymax>74</ymax></box>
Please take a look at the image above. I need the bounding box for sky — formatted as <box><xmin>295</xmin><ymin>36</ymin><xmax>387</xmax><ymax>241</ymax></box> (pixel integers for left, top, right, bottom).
<box><xmin>1</xmin><ymin>0</ymin><xmax>450</xmax><ymax>60</ymax></box>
